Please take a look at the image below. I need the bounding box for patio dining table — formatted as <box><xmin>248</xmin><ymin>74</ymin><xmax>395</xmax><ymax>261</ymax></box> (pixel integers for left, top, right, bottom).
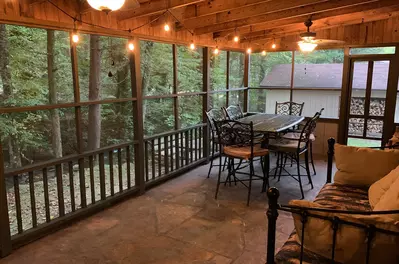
<box><xmin>237</xmin><ymin>113</ymin><xmax>305</xmax><ymax>146</ymax></box>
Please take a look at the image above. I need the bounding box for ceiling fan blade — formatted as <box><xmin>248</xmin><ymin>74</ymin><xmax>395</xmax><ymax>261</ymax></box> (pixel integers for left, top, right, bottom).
<box><xmin>314</xmin><ymin>39</ymin><xmax>345</xmax><ymax>45</ymax></box>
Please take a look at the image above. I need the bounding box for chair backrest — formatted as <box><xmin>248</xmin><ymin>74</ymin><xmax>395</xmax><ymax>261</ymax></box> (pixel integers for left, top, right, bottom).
<box><xmin>275</xmin><ymin>101</ymin><xmax>304</xmax><ymax>116</ymax></box>
<box><xmin>213</xmin><ymin>119</ymin><xmax>254</xmax><ymax>150</ymax></box>
<box><xmin>206</xmin><ymin>108</ymin><xmax>225</xmax><ymax>133</ymax></box>
<box><xmin>296</xmin><ymin>110</ymin><xmax>323</xmax><ymax>150</ymax></box>
<box><xmin>223</xmin><ymin>105</ymin><xmax>244</xmax><ymax>120</ymax></box>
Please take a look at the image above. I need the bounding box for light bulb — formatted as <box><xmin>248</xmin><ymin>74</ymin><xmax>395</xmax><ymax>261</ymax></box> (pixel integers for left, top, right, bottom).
<box><xmin>72</xmin><ymin>32</ymin><xmax>79</xmax><ymax>43</ymax></box>
<box><xmin>164</xmin><ymin>23</ymin><xmax>170</xmax><ymax>31</ymax></box>
<box><xmin>190</xmin><ymin>43</ymin><xmax>195</xmax><ymax>50</ymax></box>
<box><xmin>128</xmin><ymin>42</ymin><xmax>134</xmax><ymax>51</ymax></box>
<box><xmin>262</xmin><ymin>50</ymin><xmax>267</xmax><ymax>56</ymax></box>
<box><xmin>246</xmin><ymin>47</ymin><xmax>252</xmax><ymax>54</ymax></box>
<box><xmin>213</xmin><ymin>47</ymin><xmax>219</xmax><ymax>55</ymax></box>
<box><xmin>272</xmin><ymin>43</ymin><xmax>276</xmax><ymax>49</ymax></box>
<box><xmin>233</xmin><ymin>36</ymin><xmax>239</xmax><ymax>42</ymax></box>
<box><xmin>298</xmin><ymin>41</ymin><xmax>317</xmax><ymax>52</ymax></box>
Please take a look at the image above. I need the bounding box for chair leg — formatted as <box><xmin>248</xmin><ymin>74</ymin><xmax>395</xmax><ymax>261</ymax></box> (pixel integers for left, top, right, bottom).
<box><xmin>222</xmin><ymin>156</ymin><xmax>228</xmax><ymax>171</ymax></box>
<box><xmin>262</xmin><ymin>154</ymin><xmax>270</xmax><ymax>192</ymax></box>
<box><xmin>225</xmin><ymin>158</ymin><xmax>232</xmax><ymax>186</ymax></box>
<box><xmin>247</xmin><ymin>160</ymin><xmax>254</xmax><ymax>206</ymax></box>
<box><xmin>296</xmin><ymin>154</ymin><xmax>305</xmax><ymax>199</ymax></box>
<box><xmin>310</xmin><ymin>141</ymin><xmax>316</xmax><ymax>175</ymax></box>
<box><xmin>215</xmin><ymin>155</ymin><xmax>223</xmax><ymax>199</ymax></box>
<box><xmin>304</xmin><ymin>150</ymin><xmax>314</xmax><ymax>189</ymax></box>
<box><xmin>274</xmin><ymin>152</ymin><xmax>280</xmax><ymax>179</ymax></box>
<box><xmin>278</xmin><ymin>153</ymin><xmax>284</xmax><ymax>182</ymax></box>
<box><xmin>207</xmin><ymin>142</ymin><xmax>215</xmax><ymax>178</ymax></box>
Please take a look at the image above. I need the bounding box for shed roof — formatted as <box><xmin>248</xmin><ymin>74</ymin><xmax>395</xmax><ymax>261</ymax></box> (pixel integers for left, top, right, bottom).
<box><xmin>260</xmin><ymin>62</ymin><xmax>390</xmax><ymax>90</ymax></box>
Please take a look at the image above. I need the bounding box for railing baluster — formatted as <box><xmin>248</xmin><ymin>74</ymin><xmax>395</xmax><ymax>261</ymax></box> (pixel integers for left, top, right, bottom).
<box><xmin>170</xmin><ymin>135</ymin><xmax>174</xmax><ymax>172</ymax></box>
<box><xmin>68</xmin><ymin>162</ymin><xmax>75</xmax><ymax>212</ymax></box>
<box><xmin>109</xmin><ymin>151</ymin><xmax>114</xmax><ymax>196</ymax></box>
<box><xmin>99</xmin><ymin>153</ymin><xmax>106</xmax><ymax>200</ymax></box>
<box><xmin>145</xmin><ymin>142</ymin><xmax>149</xmax><ymax>181</ymax></box>
<box><xmin>185</xmin><ymin>131</ymin><xmax>189</xmax><ymax>165</ymax></box>
<box><xmin>126</xmin><ymin>145</ymin><xmax>131</xmax><ymax>188</ymax></box>
<box><xmin>199</xmin><ymin>127</ymin><xmax>203</xmax><ymax>159</ymax></box>
<box><xmin>151</xmin><ymin>140</ymin><xmax>155</xmax><ymax>180</ymax></box>
<box><xmin>42</xmin><ymin>168</ymin><xmax>50</xmax><ymax>223</ymax></box>
<box><xmin>195</xmin><ymin>128</ymin><xmax>198</xmax><ymax>161</ymax></box>
<box><xmin>14</xmin><ymin>176</ymin><xmax>22</xmax><ymax>234</ymax></box>
<box><xmin>78</xmin><ymin>158</ymin><xmax>87</xmax><ymax>208</ymax></box>
<box><xmin>175</xmin><ymin>133</ymin><xmax>180</xmax><ymax>170</ymax></box>
<box><xmin>89</xmin><ymin>156</ymin><xmax>95</xmax><ymax>204</ymax></box>
<box><xmin>28</xmin><ymin>171</ymin><xmax>37</xmax><ymax>228</ymax></box>
<box><xmin>55</xmin><ymin>164</ymin><xmax>65</xmax><ymax>217</ymax></box>
<box><xmin>158</xmin><ymin>138</ymin><xmax>162</xmax><ymax>177</ymax></box>
<box><xmin>164</xmin><ymin>136</ymin><xmax>169</xmax><ymax>175</ymax></box>
<box><xmin>190</xmin><ymin>129</ymin><xmax>194</xmax><ymax>163</ymax></box>
<box><xmin>118</xmin><ymin>148</ymin><xmax>123</xmax><ymax>192</ymax></box>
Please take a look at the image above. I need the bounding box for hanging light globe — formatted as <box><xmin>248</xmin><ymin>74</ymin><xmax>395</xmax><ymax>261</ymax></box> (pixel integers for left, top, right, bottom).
<box><xmin>87</xmin><ymin>0</ymin><xmax>126</xmax><ymax>13</ymax></box>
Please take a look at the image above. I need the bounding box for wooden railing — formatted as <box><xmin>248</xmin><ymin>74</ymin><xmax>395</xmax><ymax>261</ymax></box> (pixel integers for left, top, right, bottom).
<box><xmin>0</xmin><ymin>124</ymin><xmax>209</xmax><ymax>256</ymax></box>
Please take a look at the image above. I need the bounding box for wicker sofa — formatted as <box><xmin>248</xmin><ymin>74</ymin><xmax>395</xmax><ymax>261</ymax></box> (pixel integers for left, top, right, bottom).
<box><xmin>266</xmin><ymin>138</ymin><xmax>399</xmax><ymax>264</ymax></box>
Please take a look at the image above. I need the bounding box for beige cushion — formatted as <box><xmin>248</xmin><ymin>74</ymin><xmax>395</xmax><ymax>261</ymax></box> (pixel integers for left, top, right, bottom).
<box><xmin>334</xmin><ymin>144</ymin><xmax>399</xmax><ymax>187</ymax></box>
<box><xmin>269</xmin><ymin>139</ymin><xmax>306</xmax><ymax>152</ymax></box>
<box><xmin>369</xmin><ymin>165</ymin><xmax>399</xmax><ymax>208</ymax></box>
<box><xmin>282</xmin><ymin>132</ymin><xmax>315</xmax><ymax>141</ymax></box>
<box><xmin>290</xmin><ymin>199</ymin><xmax>399</xmax><ymax>264</ymax></box>
<box><xmin>223</xmin><ymin>145</ymin><xmax>268</xmax><ymax>160</ymax></box>
<box><xmin>374</xmin><ymin>175</ymin><xmax>399</xmax><ymax>220</ymax></box>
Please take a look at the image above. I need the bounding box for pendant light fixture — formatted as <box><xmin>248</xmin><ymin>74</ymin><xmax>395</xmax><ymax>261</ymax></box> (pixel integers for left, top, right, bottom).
<box><xmin>87</xmin><ymin>0</ymin><xmax>126</xmax><ymax>13</ymax></box>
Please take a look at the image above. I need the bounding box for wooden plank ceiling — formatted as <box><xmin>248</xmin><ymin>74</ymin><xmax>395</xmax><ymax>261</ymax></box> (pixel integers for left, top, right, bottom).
<box><xmin>7</xmin><ymin>0</ymin><xmax>399</xmax><ymax>50</ymax></box>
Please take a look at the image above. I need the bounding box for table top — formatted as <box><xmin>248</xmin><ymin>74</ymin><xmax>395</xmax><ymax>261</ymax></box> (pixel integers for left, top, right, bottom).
<box><xmin>238</xmin><ymin>114</ymin><xmax>305</xmax><ymax>133</ymax></box>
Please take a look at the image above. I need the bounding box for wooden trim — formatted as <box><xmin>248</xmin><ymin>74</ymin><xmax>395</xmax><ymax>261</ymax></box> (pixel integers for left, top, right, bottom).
<box><xmin>226</xmin><ymin>51</ymin><xmax>230</xmax><ymax>106</ymax></box>
<box><xmin>202</xmin><ymin>47</ymin><xmax>211</xmax><ymax>161</ymax></box>
<box><xmin>290</xmin><ymin>51</ymin><xmax>295</xmax><ymax>102</ymax></box>
<box><xmin>363</xmin><ymin>61</ymin><xmax>374</xmax><ymax>138</ymax></box>
<box><xmin>173</xmin><ymin>44</ymin><xmax>180</xmax><ymax>129</ymax></box>
<box><xmin>338</xmin><ymin>47</ymin><xmax>351</xmax><ymax>144</ymax></box>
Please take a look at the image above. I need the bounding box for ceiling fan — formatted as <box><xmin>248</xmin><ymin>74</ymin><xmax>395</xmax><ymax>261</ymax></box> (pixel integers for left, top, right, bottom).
<box><xmin>87</xmin><ymin>0</ymin><xmax>139</xmax><ymax>13</ymax></box>
<box><xmin>297</xmin><ymin>18</ymin><xmax>345</xmax><ymax>52</ymax></box>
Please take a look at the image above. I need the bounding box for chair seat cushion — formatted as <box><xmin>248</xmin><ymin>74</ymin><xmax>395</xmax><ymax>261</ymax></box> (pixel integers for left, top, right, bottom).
<box><xmin>269</xmin><ymin>139</ymin><xmax>306</xmax><ymax>153</ymax></box>
<box><xmin>223</xmin><ymin>144</ymin><xmax>268</xmax><ymax>160</ymax></box>
<box><xmin>282</xmin><ymin>132</ymin><xmax>315</xmax><ymax>142</ymax></box>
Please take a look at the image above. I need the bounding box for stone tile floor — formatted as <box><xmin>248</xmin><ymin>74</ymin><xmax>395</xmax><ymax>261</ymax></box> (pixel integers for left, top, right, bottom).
<box><xmin>2</xmin><ymin>157</ymin><xmax>330</xmax><ymax>264</ymax></box>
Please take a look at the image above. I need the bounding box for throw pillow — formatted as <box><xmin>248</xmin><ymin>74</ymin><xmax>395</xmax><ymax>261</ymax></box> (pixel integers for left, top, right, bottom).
<box><xmin>373</xmin><ymin>174</ymin><xmax>399</xmax><ymax>221</ymax></box>
<box><xmin>369</xmin><ymin>165</ymin><xmax>399</xmax><ymax>208</ymax></box>
<box><xmin>334</xmin><ymin>144</ymin><xmax>399</xmax><ymax>187</ymax></box>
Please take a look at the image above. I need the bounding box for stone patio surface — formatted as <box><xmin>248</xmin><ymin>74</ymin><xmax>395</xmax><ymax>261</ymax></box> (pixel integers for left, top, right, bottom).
<box><xmin>1</xmin><ymin>157</ymin><xmax>329</xmax><ymax>264</ymax></box>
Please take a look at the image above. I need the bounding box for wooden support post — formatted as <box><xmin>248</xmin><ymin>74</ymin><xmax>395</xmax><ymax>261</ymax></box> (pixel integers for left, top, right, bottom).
<box><xmin>226</xmin><ymin>51</ymin><xmax>230</xmax><ymax>106</ymax></box>
<box><xmin>70</xmin><ymin>32</ymin><xmax>86</xmax><ymax>208</ymax></box>
<box><xmin>338</xmin><ymin>47</ymin><xmax>351</xmax><ymax>144</ymax></box>
<box><xmin>266</xmin><ymin>187</ymin><xmax>280</xmax><ymax>264</ymax></box>
<box><xmin>202</xmin><ymin>47</ymin><xmax>210</xmax><ymax>162</ymax></box>
<box><xmin>243</xmin><ymin>52</ymin><xmax>250</xmax><ymax>113</ymax></box>
<box><xmin>327</xmin><ymin>137</ymin><xmax>335</xmax><ymax>184</ymax></box>
<box><xmin>0</xmin><ymin>143</ymin><xmax>11</xmax><ymax>257</ymax></box>
<box><xmin>172</xmin><ymin>44</ymin><xmax>180</xmax><ymax>130</ymax></box>
<box><xmin>130</xmin><ymin>37</ymin><xmax>145</xmax><ymax>194</ymax></box>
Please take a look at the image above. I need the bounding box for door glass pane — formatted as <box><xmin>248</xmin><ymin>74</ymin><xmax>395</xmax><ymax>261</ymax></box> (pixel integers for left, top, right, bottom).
<box><xmin>350</xmin><ymin>62</ymin><xmax>368</xmax><ymax>115</ymax></box>
<box><xmin>348</xmin><ymin>118</ymin><xmax>364</xmax><ymax>137</ymax></box>
<box><xmin>366</xmin><ymin>119</ymin><xmax>383</xmax><ymax>139</ymax></box>
<box><xmin>370</xmin><ymin>61</ymin><xmax>389</xmax><ymax>116</ymax></box>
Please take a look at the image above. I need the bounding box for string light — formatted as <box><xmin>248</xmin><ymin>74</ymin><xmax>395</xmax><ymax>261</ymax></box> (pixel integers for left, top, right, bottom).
<box><xmin>233</xmin><ymin>36</ymin><xmax>239</xmax><ymax>42</ymax></box>
<box><xmin>72</xmin><ymin>20</ymin><xmax>79</xmax><ymax>43</ymax></box>
<box><xmin>128</xmin><ymin>39</ymin><xmax>134</xmax><ymax>51</ymax></box>
<box><xmin>190</xmin><ymin>42</ymin><xmax>195</xmax><ymax>50</ymax></box>
<box><xmin>272</xmin><ymin>43</ymin><xmax>276</xmax><ymax>49</ymax></box>
<box><xmin>262</xmin><ymin>50</ymin><xmax>267</xmax><ymax>56</ymax></box>
<box><xmin>246</xmin><ymin>47</ymin><xmax>252</xmax><ymax>54</ymax></box>
<box><xmin>164</xmin><ymin>23</ymin><xmax>170</xmax><ymax>31</ymax></box>
<box><xmin>213</xmin><ymin>46</ymin><xmax>219</xmax><ymax>55</ymax></box>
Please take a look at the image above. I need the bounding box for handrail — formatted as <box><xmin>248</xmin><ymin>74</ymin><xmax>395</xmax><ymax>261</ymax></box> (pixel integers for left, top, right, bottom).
<box><xmin>4</xmin><ymin>141</ymin><xmax>138</xmax><ymax>177</ymax></box>
<box><xmin>144</xmin><ymin>123</ymin><xmax>207</xmax><ymax>141</ymax></box>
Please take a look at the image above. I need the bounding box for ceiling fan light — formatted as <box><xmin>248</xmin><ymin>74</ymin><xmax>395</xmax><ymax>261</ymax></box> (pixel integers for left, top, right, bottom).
<box><xmin>298</xmin><ymin>41</ymin><xmax>317</xmax><ymax>52</ymax></box>
<box><xmin>87</xmin><ymin>0</ymin><xmax>126</xmax><ymax>12</ymax></box>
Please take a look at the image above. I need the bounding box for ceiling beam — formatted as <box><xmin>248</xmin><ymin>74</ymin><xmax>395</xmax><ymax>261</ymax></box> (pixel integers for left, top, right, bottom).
<box><xmin>193</xmin><ymin>0</ymin><xmax>378</xmax><ymax>35</ymax></box>
<box><xmin>183</xmin><ymin>0</ymin><xmax>328</xmax><ymax>30</ymax></box>
<box><xmin>238</xmin><ymin>0</ymin><xmax>399</xmax><ymax>41</ymax></box>
<box><xmin>244</xmin><ymin>5</ymin><xmax>399</xmax><ymax>44</ymax></box>
<box><xmin>117</xmin><ymin>0</ymin><xmax>204</xmax><ymax>22</ymax></box>
<box><xmin>183</xmin><ymin>0</ymin><xmax>274</xmax><ymax>19</ymax></box>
